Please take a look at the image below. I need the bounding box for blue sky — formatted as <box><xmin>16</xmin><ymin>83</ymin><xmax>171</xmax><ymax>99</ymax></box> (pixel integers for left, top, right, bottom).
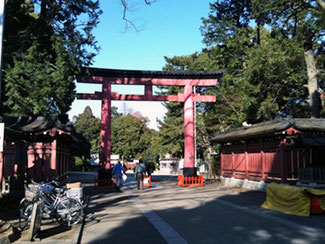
<box><xmin>68</xmin><ymin>0</ymin><xmax>214</xmax><ymax>129</ymax></box>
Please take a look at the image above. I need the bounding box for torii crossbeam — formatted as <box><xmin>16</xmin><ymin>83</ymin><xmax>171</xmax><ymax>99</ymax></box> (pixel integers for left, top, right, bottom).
<box><xmin>77</xmin><ymin>68</ymin><xmax>224</xmax><ymax>169</ymax></box>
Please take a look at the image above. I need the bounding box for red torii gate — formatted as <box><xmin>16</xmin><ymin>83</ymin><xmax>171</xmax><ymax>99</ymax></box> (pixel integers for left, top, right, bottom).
<box><xmin>77</xmin><ymin>68</ymin><xmax>223</xmax><ymax>169</ymax></box>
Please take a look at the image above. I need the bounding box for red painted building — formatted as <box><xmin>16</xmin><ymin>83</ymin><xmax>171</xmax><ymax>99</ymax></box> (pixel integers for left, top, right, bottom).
<box><xmin>210</xmin><ymin>119</ymin><xmax>325</xmax><ymax>184</ymax></box>
<box><xmin>0</xmin><ymin>116</ymin><xmax>81</xmax><ymax>193</ymax></box>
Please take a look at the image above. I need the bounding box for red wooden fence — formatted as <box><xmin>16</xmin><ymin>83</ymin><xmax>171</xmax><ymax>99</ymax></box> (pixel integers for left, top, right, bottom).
<box><xmin>221</xmin><ymin>140</ymin><xmax>309</xmax><ymax>183</ymax></box>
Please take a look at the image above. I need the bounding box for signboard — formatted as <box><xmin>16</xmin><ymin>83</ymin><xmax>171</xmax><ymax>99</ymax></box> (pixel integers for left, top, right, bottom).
<box><xmin>111</xmin><ymin>155</ymin><xmax>119</xmax><ymax>160</ymax></box>
<box><xmin>0</xmin><ymin>123</ymin><xmax>4</xmax><ymax>152</ymax></box>
<box><xmin>90</xmin><ymin>154</ymin><xmax>99</xmax><ymax>166</ymax></box>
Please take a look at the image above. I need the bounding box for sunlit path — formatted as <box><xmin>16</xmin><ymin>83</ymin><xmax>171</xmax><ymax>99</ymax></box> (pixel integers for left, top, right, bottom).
<box><xmin>72</xmin><ymin>172</ymin><xmax>325</xmax><ymax>244</ymax></box>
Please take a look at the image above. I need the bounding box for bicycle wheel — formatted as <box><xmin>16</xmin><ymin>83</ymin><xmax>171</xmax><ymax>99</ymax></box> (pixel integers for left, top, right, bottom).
<box><xmin>18</xmin><ymin>198</ymin><xmax>34</xmax><ymax>230</ymax></box>
<box><xmin>55</xmin><ymin>198</ymin><xmax>83</xmax><ymax>227</ymax></box>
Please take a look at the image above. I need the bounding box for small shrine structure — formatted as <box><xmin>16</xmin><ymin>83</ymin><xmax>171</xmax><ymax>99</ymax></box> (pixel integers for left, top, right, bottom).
<box><xmin>210</xmin><ymin>118</ymin><xmax>325</xmax><ymax>185</ymax></box>
<box><xmin>77</xmin><ymin>68</ymin><xmax>224</xmax><ymax>171</ymax></box>
<box><xmin>0</xmin><ymin>115</ymin><xmax>81</xmax><ymax>193</ymax></box>
<box><xmin>159</xmin><ymin>154</ymin><xmax>181</xmax><ymax>174</ymax></box>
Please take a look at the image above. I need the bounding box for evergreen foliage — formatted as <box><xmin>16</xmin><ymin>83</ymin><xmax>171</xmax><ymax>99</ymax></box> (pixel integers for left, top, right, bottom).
<box><xmin>72</xmin><ymin>106</ymin><xmax>156</xmax><ymax>164</ymax></box>
<box><xmin>154</xmin><ymin>78</ymin><xmax>184</xmax><ymax>158</ymax></box>
<box><xmin>111</xmin><ymin>114</ymin><xmax>153</xmax><ymax>161</ymax></box>
<box><xmin>158</xmin><ymin>0</ymin><xmax>324</xmax><ymax>166</ymax></box>
<box><xmin>2</xmin><ymin>0</ymin><xmax>102</xmax><ymax>120</ymax></box>
<box><xmin>251</xmin><ymin>0</ymin><xmax>325</xmax><ymax>118</ymax></box>
<box><xmin>73</xmin><ymin>106</ymin><xmax>101</xmax><ymax>155</ymax></box>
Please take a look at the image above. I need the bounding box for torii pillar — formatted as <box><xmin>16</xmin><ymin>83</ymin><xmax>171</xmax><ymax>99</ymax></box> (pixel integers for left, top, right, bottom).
<box><xmin>184</xmin><ymin>84</ymin><xmax>195</xmax><ymax>168</ymax></box>
<box><xmin>77</xmin><ymin>68</ymin><xmax>224</xmax><ymax>170</ymax></box>
<box><xmin>101</xmin><ymin>82</ymin><xmax>112</xmax><ymax>169</ymax></box>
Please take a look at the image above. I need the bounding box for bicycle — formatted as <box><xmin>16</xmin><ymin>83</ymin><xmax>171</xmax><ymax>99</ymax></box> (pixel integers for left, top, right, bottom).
<box><xmin>19</xmin><ymin>180</ymin><xmax>83</xmax><ymax>230</ymax></box>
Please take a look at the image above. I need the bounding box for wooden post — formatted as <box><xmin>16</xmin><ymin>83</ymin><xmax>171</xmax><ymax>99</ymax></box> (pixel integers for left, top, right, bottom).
<box><xmin>145</xmin><ymin>84</ymin><xmax>152</xmax><ymax>97</ymax></box>
<box><xmin>261</xmin><ymin>142</ymin><xmax>265</xmax><ymax>181</ymax></box>
<box><xmin>279</xmin><ymin>139</ymin><xmax>287</xmax><ymax>183</ymax></box>
<box><xmin>51</xmin><ymin>140</ymin><xmax>57</xmax><ymax>176</ymax></box>
<box><xmin>26</xmin><ymin>201</ymin><xmax>44</xmax><ymax>241</ymax></box>
<box><xmin>220</xmin><ymin>146</ymin><xmax>224</xmax><ymax>177</ymax></box>
<box><xmin>184</xmin><ymin>85</ymin><xmax>195</xmax><ymax>168</ymax></box>
<box><xmin>245</xmin><ymin>144</ymin><xmax>248</xmax><ymax>178</ymax></box>
<box><xmin>232</xmin><ymin>145</ymin><xmax>235</xmax><ymax>177</ymax></box>
<box><xmin>100</xmin><ymin>82</ymin><xmax>111</xmax><ymax>169</ymax></box>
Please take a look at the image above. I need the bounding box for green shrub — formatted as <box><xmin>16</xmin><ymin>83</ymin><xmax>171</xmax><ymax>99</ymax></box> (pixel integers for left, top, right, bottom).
<box><xmin>211</xmin><ymin>155</ymin><xmax>221</xmax><ymax>176</ymax></box>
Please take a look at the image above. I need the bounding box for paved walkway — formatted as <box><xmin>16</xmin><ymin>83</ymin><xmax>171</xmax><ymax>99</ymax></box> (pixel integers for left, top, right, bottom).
<box><xmin>77</xmin><ymin>172</ymin><xmax>325</xmax><ymax>244</ymax></box>
<box><xmin>79</xmin><ymin>175</ymin><xmax>186</xmax><ymax>244</ymax></box>
<box><xmin>6</xmin><ymin>172</ymin><xmax>325</xmax><ymax>243</ymax></box>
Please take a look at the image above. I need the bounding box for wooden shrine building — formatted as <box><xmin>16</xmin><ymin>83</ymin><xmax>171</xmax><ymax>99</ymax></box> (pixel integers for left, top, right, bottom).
<box><xmin>210</xmin><ymin>118</ymin><xmax>325</xmax><ymax>184</ymax></box>
<box><xmin>0</xmin><ymin>115</ymin><xmax>81</xmax><ymax>193</ymax></box>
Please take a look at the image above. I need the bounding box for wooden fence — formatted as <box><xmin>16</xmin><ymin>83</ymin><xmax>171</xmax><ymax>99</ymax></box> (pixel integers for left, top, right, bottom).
<box><xmin>221</xmin><ymin>140</ymin><xmax>310</xmax><ymax>183</ymax></box>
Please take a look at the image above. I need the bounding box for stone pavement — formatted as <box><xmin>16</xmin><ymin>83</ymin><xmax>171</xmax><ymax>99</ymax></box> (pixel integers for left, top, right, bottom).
<box><xmin>75</xmin><ymin>172</ymin><xmax>325</xmax><ymax>244</ymax></box>
<box><xmin>3</xmin><ymin>172</ymin><xmax>325</xmax><ymax>243</ymax></box>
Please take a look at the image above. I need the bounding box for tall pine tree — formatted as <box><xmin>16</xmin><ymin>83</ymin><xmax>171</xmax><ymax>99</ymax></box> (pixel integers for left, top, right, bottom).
<box><xmin>252</xmin><ymin>0</ymin><xmax>325</xmax><ymax>118</ymax></box>
<box><xmin>2</xmin><ymin>0</ymin><xmax>102</xmax><ymax>121</ymax></box>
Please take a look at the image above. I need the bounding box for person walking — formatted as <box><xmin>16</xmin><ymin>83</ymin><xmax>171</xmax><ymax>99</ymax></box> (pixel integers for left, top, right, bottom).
<box><xmin>123</xmin><ymin>162</ymin><xmax>128</xmax><ymax>172</ymax></box>
<box><xmin>112</xmin><ymin>161</ymin><xmax>126</xmax><ymax>189</ymax></box>
<box><xmin>134</xmin><ymin>160</ymin><xmax>146</xmax><ymax>190</ymax></box>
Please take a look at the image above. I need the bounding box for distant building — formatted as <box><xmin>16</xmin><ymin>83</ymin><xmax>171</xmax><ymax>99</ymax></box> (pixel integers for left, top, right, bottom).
<box><xmin>110</xmin><ymin>155</ymin><xmax>120</xmax><ymax>167</ymax></box>
<box><xmin>159</xmin><ymin>154</ymin><xmax>181</xmax><ymax>174</ymax></box>
<box><xmin>198</xmin><ymin>161</ymin><xmax>208</xmax><ymax>174</ymax></box>
<box><xmin>125</xmin><ymin>160</ymin><xmax>138</xmax><ymax>170</ymax></box>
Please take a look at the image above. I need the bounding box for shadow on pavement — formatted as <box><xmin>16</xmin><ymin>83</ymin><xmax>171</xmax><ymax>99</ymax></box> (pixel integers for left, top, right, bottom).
<box><xmin>74</xmin><ymin>172</ymin><xmax>325</xmax><ymax>244</ymax></box>
<box><xmin>36</xmin><ymin>222</ymin><xmax>72</xmax><ymax>239</ymax></box>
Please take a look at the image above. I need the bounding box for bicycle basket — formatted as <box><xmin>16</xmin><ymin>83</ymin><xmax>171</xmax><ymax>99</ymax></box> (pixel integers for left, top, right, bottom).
<box><xmin>25</xmin><ymin>188</ymin><xmax>38</xmax><ymax>202</ymax></box>
<box><xmin>66</xmin><ymin>187</ymin><xmax>83</xmax><ymax>200</ymax></box>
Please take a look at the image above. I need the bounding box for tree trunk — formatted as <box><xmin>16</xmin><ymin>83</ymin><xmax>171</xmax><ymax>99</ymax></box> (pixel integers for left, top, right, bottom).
<box><xmin>304</xmin><ymin>49</ymin><xmax>320</xmax><ymax>118</ymax></box>
<box><xmin>40</xmin><ymin>0</ymin><xmax>47</xmax><ymax>17</ymax></box>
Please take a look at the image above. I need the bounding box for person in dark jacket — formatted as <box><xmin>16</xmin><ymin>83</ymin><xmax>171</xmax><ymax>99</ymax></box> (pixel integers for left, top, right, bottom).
<box><xmin>134</xmin><ymin>159</ymin><xmax>146</xmax><ymax>190</ymax></box>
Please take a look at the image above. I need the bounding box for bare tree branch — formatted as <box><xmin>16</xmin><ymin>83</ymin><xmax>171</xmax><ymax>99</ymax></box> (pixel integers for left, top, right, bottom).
<box><xmin>121</xmin><ymin>0</ymin><xmax>140</xmax><ymax>31</ymax></box>
<box><xmin>120</xmin><ymin>0</ymin><xmax>157</xmax><ymax>31</ymax></box>
<box><xmin>219</xmin><ymin>93</ymin><xmax>240</xmax><ymax>115</ymax></box>
<box><xmin>144</xmin><ymin>0</ymin><xmax>158</xmax><ymax>5</ymax></box>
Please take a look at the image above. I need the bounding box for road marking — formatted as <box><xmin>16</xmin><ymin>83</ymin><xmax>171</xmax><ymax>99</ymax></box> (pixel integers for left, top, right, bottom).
<box><xmin>124</xmin><ymin>185</ymin><xmax>188</xmax><ymax>244</ymax></box>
